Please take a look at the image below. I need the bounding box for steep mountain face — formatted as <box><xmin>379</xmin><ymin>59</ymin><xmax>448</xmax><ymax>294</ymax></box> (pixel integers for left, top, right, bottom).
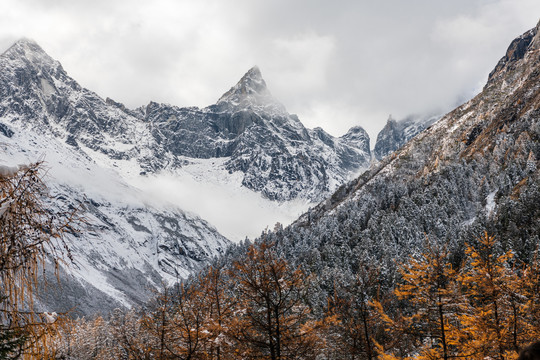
<box><xmin>0</xmin><ymin>41</ymin><xmax>370</xmax><ymax>203</ymax></box>
<box><xmin>143</xmin><ymin>66</ymin><xmax>371</xmax><ymax>201</ymax></box>
<box><xmin>248</xmin><ymin>21</ymin><xmax>540</xmax><ymax>293</ymax></box>
<box><xmin>373</xmin><ymin>114</ymin><xmax>440</xmax><ymax>160</ymax></box>
<box><xmin>0</xmin><ymin>39</ymin><xmax>154</xmax><ymax>162</ymax></box>
<box><xmin>0</xmin><ymin>40</ymin><xmax>233</xmax><ymax>314</ymax></box>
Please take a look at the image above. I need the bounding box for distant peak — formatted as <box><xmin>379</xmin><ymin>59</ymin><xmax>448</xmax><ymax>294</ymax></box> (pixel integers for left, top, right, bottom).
<box><xmin>217</xmin><ymin>66</ymin><xmax>274</xmax><ymax>106</ymax></box>
<box><xmin>1</xmin><ymin>38</ymin><xmax>60</xmax><ymax>70</ymax></box>
<box><xmin>341</xmin><ymin>125</ymin><xmax>368</xmax><ymax>140</ymax></box>
<box><xmin>345</xmin><ymin>125</ymin><xmax>368</xmax><ymax>134</ymax></box>
<box><xmin>244</xmin><ymin>65</ymin><xmax>262</xmax><ymax>80</ymax></box>
<box><xmin>14</xmin><ymin>37</ymin><xmax>40</xmax><ymax>46</ymax></box>
<box><xmin>4</xmin><ymin>38</ymin><xmax>46</xmax><ymax>56</ymax></box>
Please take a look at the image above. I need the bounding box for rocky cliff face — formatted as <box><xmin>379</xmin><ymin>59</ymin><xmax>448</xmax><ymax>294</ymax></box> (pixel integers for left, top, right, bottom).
<box><xmin>0</xmin><ymin>39</ymin><xmax>153</xmax><ymax>161</ymax></box>
<box><xmin>0</xmin><ymin>40</ymin><xmax>230</xmax><ymax>314</ymax></box>
<box><xmin>0</xmin><ymin>122</ymin><xmax>230</xmax><ymax>315</ymax></box>
<box><xmin>142</xmin><ymin>66</ymin><xmax>371</xmax><ymax>201</ymax></box>
<box><xmin>373</xmin><ymin>114</ymin><xmax>440</xmax><ymax>160</ymax></box>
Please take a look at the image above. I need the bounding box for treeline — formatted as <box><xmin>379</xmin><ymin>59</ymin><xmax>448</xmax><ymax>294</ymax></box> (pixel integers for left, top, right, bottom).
<box><xmin>30</xmin><ymin>233</ymin><xmax>540</xmax><ymax>359</ymax></box>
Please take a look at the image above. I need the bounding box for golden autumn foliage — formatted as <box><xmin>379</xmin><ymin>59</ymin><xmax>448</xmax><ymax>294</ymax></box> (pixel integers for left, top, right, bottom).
<box><xmin>0</xmin><ymin>162</ymin><xmax>78</xmax><ymax>359</ymax></box>
<box><xmin>24</xmin><ymin>232</ymin><xmax>540</xmax><ymax>360</ymax></box>
<box><xmin>520</xmin><ymin>251</ymin><xmax>540</xmax><ymax>342</ymax></box>
<box><xmin>228</xmin><ymin>241</ymin><xmax>321</xmax><ymax>360</ymax></box>
<box><xmin>376</xmin><ymin>232</ymin><xmax>540</xmax><ymax>360</ymax></box>
<box><xmin>457</xmin><ymin>232</ymin><xmax>524</xmax><ymax>359</ymax></box>
<box><xmin>44</xmin><ymin>242</ymin><xmax>323</xmax><ymax>359</ymax></box>
<box><xmin>375</xmin><ymin>240</ymin><xmax>462</xmax><ymax>360</ymax></box>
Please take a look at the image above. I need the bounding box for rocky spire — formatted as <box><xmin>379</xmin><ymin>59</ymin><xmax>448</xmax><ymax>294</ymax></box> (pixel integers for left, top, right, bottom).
<box><xmin>217</xmin><ymin>66</ymin><xmax>283</xmax><ymax>111</ymax></box>
<box><xmin>487</xmin><ymin>21</ymin><xmax>540</xmax><ymax>84</ymax></box>
<box><xmin>528</xmin><ymin>18</ymin><xmax>540</xmax><ymax>51</ymax></box>
<box><xmin>1</xmin><ymin>38</ymin><xmax>61</xmax><ymax>72</ymax></box>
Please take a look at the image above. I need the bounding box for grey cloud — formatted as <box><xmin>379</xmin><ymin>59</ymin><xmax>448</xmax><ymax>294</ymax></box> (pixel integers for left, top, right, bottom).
<box><xmin>1</xmin><ymin>0</ymin><xmax>540</xmax><ymax>140</ymax></box>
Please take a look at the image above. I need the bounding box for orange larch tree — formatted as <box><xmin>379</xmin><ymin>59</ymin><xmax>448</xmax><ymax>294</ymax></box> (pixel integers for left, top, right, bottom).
<box><xmin>374</xmin><ymin>240</ymin><xmax>462</xmax><ymax>359</ymax></box>
<box><xmin>228</xmin><ymin>241</ymin><xmax>320</xmax><ymax>360</ymax></box>
<box><xmin>457</xmin><ymin>232</ymin><xmax>526</xmax><ymax>360</ymax></box>
<box><xmin>199</xmin><ymin>264</ymin><xmax>237</xmax><ymax>360</ymax></box>
<box><xmin>520</xmin><ymin>250</ymin><xmax>540</xmax><ymax>344</ymax></box>
<box><xmin>0</xmin><ymin>162</ymin><xmax>77</xmax><ymax>358</ymax></box>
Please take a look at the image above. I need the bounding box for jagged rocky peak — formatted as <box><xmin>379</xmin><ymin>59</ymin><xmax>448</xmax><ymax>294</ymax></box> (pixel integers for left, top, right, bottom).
<box><xmin>341</xmin><ymin>126</ymin><xmax>370</xmax><ymax>149</ymax></box>
<box><xmin>373</xmin><ymin>113</ymin><xmax>440</xmax><ymax>160</ymax></box>
<box><xmin>386</xmin><ymin>114</ymin><xmax>397</xmax><ymax>124</ymax></box>
<box><xmin>217</xmin><ymin>66</ymin><xmax>284</xmax><ymax>111</ymax></box>
<box><xmin>219</xmin><ymin>66</ymin><xmax>268</xmax><ymax>100</ymax></box>
<box><xmin>488</xmin><ymin>20</ymin><xmax>540</xmax><ymax>84</ymax></box>
<box><xmin>529</xmin><ymin>19</ymin><xmax>540</xmax><ymax>50</ymax></box>
<box><xmin>5</xmin><ymin>38</ymin><xmax>44</xmax><ymax>55</ymax></box>
<box><xmin>2</xmin><ymin>38</ymin><xmax>60</xmax><ymax>71</ymax></box>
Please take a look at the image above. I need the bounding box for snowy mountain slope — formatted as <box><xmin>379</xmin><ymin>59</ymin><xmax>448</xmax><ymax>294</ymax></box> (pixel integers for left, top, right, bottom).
<box><xmin>0</xmin><ymin>120</ymin><xmax>229</xmax><ymax>314</ymax></box>
<box><xmin>129</xmin><ymin>158</ymin><xmax>311</xmax><ymax>242</ymax></box>
<box><xmin>244</xmin><ymin>20</ymin><xmax>540</xmax><ymax>293</ymax></box>
<box><xmin>0</xmin><ymin>39</ymin><xmax>155</xmax><ymax>163</ymax></box>
<box><xmin>0</xmin><ymin>41</ymin><xmax>371</xmax><ymax>204</ymax></box>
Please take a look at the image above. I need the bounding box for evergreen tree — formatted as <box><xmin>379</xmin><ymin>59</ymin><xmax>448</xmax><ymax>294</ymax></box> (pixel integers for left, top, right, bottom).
<box><xmin>324</xmin><ymin>263</ymin><xmax>382</xmax><ymax>360</ymax></box>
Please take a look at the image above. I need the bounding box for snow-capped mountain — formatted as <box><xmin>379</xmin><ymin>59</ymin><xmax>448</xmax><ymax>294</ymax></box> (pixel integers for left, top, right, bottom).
<box><xmin>0</xmin><ymin>40</ymin><xmax>371</xmax><ymax>203</ymax></box>
<box><xmin>0</xmin><ymin>123</ymin><xmax>229</xmax><ymax>314</ymax></box>
<box><xmin>373</xmin><ymin>113</ymin><xmax>440</xmax><ymax>160</ymax></box>
<box><xmin>142</xmin><ymin>66</ymin><xmax>371</xmax><ymax>201</ymax></box>
<box><xmin>0</xmin><ymin>39</ymin><xmax>154</xmax><ymax>163</ymax></box>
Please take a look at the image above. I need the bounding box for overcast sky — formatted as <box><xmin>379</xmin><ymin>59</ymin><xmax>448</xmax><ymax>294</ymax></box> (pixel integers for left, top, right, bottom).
<box><xmin>1</xmin><ymin>0</ymin><xmax>540</xmax><ymax>140</ymax></box>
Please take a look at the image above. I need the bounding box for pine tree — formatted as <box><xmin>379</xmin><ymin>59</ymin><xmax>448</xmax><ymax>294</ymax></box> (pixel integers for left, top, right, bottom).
<box><xmin>324</xmin><ymin>263</ymin><xmax>381</xmax><ymax>360</ymax></box>
<box><xmin>0</xmin><ymin>309</ymin><xmax>25</xmax><ymax>360</ymax></box>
